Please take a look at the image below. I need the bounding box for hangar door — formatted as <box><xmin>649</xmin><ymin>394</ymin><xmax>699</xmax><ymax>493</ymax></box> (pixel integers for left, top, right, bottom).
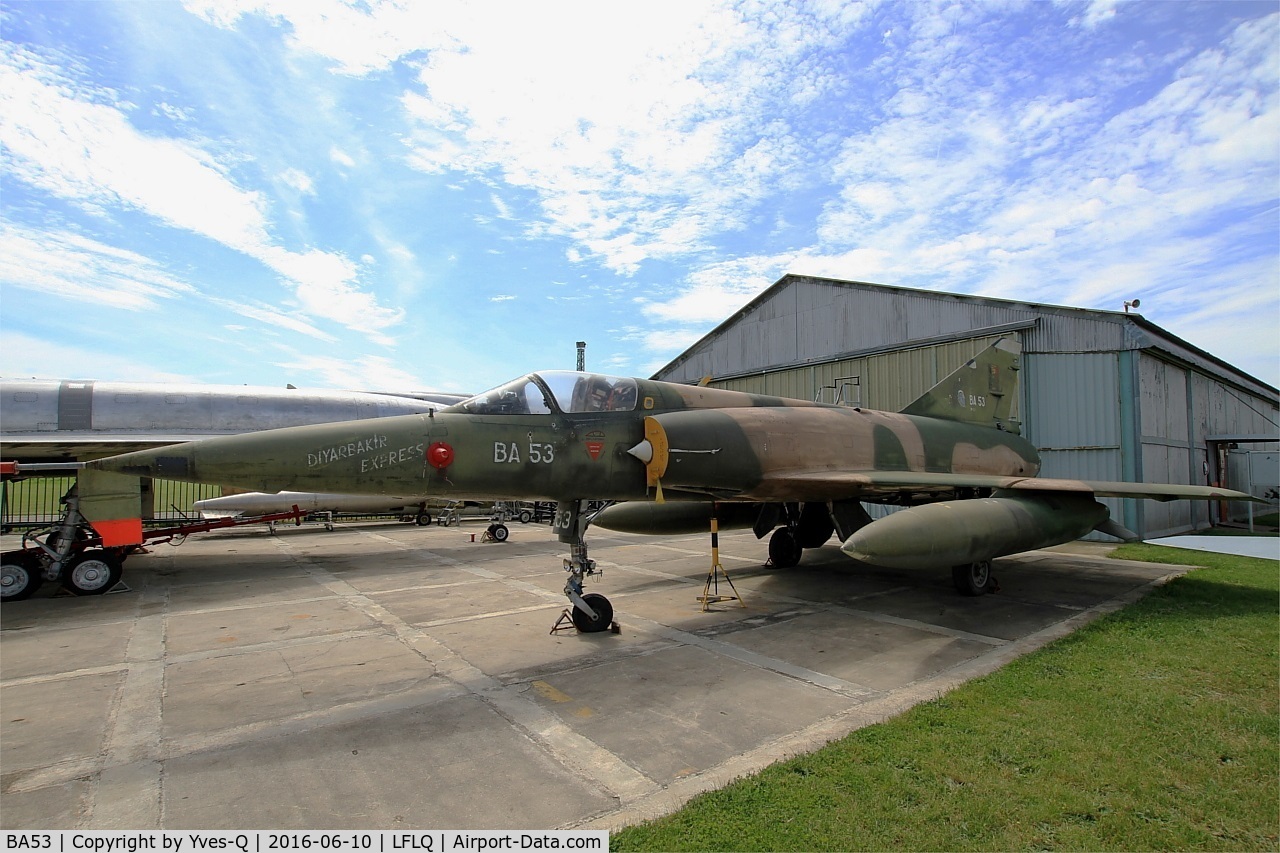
<box><xmin>1021</xmin><ymin>351</ymin><xmax>1128</xmax><ymax>537</ymax></box>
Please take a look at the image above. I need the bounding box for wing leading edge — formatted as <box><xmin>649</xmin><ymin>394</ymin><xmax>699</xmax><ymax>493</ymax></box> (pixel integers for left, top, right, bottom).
<box><xmin>754</xmin><ymin>469</ymin><xmax>1261</xmax><ymax>504</ymax></box>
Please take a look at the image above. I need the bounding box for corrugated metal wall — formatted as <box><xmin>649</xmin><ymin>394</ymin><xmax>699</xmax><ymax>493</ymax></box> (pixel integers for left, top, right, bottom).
<box><xmin>655</xmin><ymin>276</ymin><xmax>1278</xmax><ymax>539</ymax></box>
<box><xmin>1139</xmin><ymin>353</ymin><xmax>1196</xmax><ymax>536</ymax></box>
<box><xmin>1021</xmin><ymin>352</ymin><xmax>1121</xmax><ymax>470</ymax></box>
<box><xmin>1020</xmin><ymin>352</ymin><xmax>1126</xmax><ymax>538</ymax></box>
<box><xmin>659</xmin><ymin>276</ymin><xmax>1130</xmax><ymax>384</ymax></box>
<box><xmin>711</xmin><ymin>333</ymin><xmax>1013</xmax><ymax>413</ymax></box>
<box><xmin>1131</xmin><ymin>353</ymin><xmax>1280</xmax><ymax>536</ymax></box>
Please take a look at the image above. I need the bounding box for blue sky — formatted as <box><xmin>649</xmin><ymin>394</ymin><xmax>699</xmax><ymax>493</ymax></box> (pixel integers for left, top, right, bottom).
<box><xmin>2</xmin><ymin>0</ymin><xmax>1277</xmax><ymax>395</ymax></box>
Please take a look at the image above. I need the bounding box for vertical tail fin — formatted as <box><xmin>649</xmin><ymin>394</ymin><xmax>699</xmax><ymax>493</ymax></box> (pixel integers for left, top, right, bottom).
<box><xmin>900</xmin><ymin>337</ymin><xmax>1022</xmax><ymax>432</ymax></box>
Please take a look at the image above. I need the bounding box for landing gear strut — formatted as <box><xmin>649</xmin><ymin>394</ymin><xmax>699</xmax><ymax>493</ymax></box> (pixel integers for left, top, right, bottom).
<box><xmin>553</xmin><ymin>500</ymin><xmax>615</xmax><ymax>633</ymax></box>
<box><xmin>765</xmin><ymin>502</ymin><xmax>835</xmax><ymax>568</ymax></box>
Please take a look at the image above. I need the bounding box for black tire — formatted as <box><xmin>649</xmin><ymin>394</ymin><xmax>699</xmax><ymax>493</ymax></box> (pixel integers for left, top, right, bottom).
<box><xmin>952</xmin><ymin>561</ymin><xmax>993</xmax><ymax>596</ymax></box>
<box><xmin>488</xmin><ymin>523</ymin><xmax>510</xmax><ymax>542</ymax></box>
<box><xmin>768</xmin><ymin>527</ymin><xmax>803</xmax><ymax>568</ymax></box>
<box><xmin>415</xmin><ymin>511</ymin><xmax>432</xmax><ymax>526</ymax></box>
<box><xmin>518</xmin><ymin>510</ymin><xmax>533</xmax><ymax>524</ymax></box>
<box><xmin>570</xmin><ymin>593</ymin><xmax>614</xmax><ymax>633</ymax></box>
<box><xmin>63</xmin><ymin>550</ymin><xmax>123</xmax><ymax>596</ymax></box>
<box><xmin>1</xmin><ymin>553</ymin><xmax>42</xmax><ymax>602</ymax></box>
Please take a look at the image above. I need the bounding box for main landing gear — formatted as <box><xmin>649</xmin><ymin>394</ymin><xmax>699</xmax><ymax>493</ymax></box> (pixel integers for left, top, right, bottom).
<box><xmin>764</xmin><ymin>502</ymin><xmax>838</xmax><ymax>568</ymax></box>
<box><xmin>952</xmin><ymin>560</ymin><xmax>998</xmax><ymax>596</ymax></box>
<box><xmin>1</xmin><ymin>485</ymin><xmax>131</xmax><ymax>601</ymax></box>
<box><xmin>551</xmin><ymin>500</ymin><xmax>616</xmax><ymax>634</ymax></box>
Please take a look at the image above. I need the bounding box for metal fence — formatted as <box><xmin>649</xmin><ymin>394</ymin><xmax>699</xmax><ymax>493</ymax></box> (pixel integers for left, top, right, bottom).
<box><xmin>149</xmin><ymin>478</ymin><xmax>224</xmax><ymax>522</ymax></box>
<box><xmin>1</xmin><ymin>476</ymin><xmax>75</xmax><ymax>531</ymax></box>
<box><xmin>1</xmin><ymin>477</ymin><xmax>223</xmax><ymax>531</ymax></box>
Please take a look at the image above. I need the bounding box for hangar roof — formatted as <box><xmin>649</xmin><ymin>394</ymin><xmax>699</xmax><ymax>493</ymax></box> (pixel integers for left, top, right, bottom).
<box><xmin>653</xmin><ymin>275</ymin><xmax>1278</xmax><ymax>400</ymax></box>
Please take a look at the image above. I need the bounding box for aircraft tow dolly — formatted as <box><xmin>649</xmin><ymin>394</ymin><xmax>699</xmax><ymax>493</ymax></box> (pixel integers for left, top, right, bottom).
<box><xmin>1</xmin><ymin>479</ymin><xmax>307</xmax><ymax>601</ymax></box>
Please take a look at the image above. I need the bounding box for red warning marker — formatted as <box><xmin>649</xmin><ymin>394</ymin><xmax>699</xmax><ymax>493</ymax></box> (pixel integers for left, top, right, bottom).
<box><xmin>426</xmin><ymin>441</ymin><xmax>454</xmax><ymax>470</ymax></box>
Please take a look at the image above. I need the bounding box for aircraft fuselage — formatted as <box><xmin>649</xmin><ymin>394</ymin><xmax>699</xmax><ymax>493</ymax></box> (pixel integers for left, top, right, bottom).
<box><xmin>92</xmin><ymin>396</ymin><xmax>1041</xmax><ymax>504</ymax></box>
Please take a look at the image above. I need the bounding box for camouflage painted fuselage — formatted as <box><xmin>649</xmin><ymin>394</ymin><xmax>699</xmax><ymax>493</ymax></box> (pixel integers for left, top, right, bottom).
<box><xmin>89</xmin><ymin>371</ymin><xmax>1040</xmax><ymax>507</ymax></box>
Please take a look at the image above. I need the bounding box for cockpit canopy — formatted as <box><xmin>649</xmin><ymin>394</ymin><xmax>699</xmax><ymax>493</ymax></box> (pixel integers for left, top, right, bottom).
<box><xmin>454</xmin><ymin>371</ymin><xmax>639</xmax><ymax>416</ymax></box>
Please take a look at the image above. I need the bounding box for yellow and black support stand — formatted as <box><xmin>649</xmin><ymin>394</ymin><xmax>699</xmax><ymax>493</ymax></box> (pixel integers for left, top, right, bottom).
<box><xmin>698</xmin><ymin>506</ymin><xmax>745</xmax><ymax>611</ymax></box>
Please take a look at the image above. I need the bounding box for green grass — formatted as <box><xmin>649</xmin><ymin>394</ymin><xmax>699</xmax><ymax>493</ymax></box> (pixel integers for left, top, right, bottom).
<box><xmin>1251</xmin><ymin>511</ymin><xmax>1279</xmax><ymax>528</ymax></box>
<box><xmin>613</xmin><ymin>545</ymin><xmax>1279</xmax><ymax>851</ymax></box>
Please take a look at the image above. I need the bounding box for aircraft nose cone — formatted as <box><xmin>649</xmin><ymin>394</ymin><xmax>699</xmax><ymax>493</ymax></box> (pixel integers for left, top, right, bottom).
<box><xmin>627</xmin><ymin>439</ymin><xmax>653</xmax><ymax>464</ymax></box>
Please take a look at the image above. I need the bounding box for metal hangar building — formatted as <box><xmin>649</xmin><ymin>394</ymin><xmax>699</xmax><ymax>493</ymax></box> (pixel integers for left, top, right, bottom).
<box><xmin>651</xmin><ymin>274</ymin><xmax>1279</xmax><ymax>539</ymax></box>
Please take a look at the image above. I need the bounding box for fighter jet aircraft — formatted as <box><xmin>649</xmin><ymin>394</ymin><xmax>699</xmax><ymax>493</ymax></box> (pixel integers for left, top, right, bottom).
<box><xmin>1</xmin><ymin>378</ymin><xmax>467</xmax><ymax>462</ymax></box>
<box><xmin>73</xmin><ymin>339</ymin><xmax>1255</xmax><ymax>630</ymax></box>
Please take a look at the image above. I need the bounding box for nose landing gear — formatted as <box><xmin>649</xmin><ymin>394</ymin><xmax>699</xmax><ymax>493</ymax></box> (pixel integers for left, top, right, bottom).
<box><xmin>551</xmin><ymin>500</ymin><xmax>617</xmax><ymax>634</ymax></box>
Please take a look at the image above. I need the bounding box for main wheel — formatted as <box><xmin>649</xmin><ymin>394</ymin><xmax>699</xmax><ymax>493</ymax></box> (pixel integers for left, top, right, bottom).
<box><xmin>415</xmin><ymin>511</ymin><xmax>432</xmax><ymax>526</ymax></box>
<box><xmin>768</xmin><ymin>527</ymin><xmax>803</xmax><ymax>568</ymax></box>
<box><xmin>488</xmin><ymin>523</ymin><xmax>510</xmax><ymax>542</ymax></box>
<box><xmin>63</xmin><ymin>551</ymin><xmax>123</xmax><ymax>596</ymax></box>
<box><xmin>952</xmin><ymin>560</ymin><xmax>993</xmax><ymax>596</ymax></box>
<box><xmin>1</xmin><ymin>553</ymin><xmax>42</xmax><ymax>601</ymax></box>
<box><xmin>570</xmin><ymin>592</ymin><xmax>614</xmax><ymax>633</ymax></box>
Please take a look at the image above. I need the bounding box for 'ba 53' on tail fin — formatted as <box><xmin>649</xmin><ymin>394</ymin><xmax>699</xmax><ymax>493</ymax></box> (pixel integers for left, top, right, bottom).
<box><xmin>900</xmin><ymin>337</ymin><xmax>1022</xmax><ymax>432</ymax></box>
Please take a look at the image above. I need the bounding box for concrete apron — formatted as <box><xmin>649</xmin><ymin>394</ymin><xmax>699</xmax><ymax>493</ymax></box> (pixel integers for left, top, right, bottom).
<box><xmin>0</xmin><ymin>522</ymin><xmax>1188</xmax><ymax>830</ymax></box>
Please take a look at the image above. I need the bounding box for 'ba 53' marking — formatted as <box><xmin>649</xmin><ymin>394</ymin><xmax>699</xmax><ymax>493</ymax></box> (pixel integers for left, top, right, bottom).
<box><xmin>494</xmin><ymin>441</ymin><xmax>555</xmax><ymax>463</ymax></box>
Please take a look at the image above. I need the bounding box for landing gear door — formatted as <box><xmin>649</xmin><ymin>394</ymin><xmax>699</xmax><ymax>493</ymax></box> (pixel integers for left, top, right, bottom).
<box><xmin>553</xmin><ymin>500</ymin><xmax>590</xmax><ymax>544</ymax></box>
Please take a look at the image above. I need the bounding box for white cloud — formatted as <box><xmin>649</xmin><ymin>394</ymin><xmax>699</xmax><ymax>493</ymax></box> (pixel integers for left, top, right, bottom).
<box><xmin>0</xmin><ymin>221</ymin><xmax>348</xmax><ymax>344</ymax></box>
<box><xmin>279</xmin><ymin>167</ymin><xmax>315</xmax><ymax>194</ymax></box>
<box><xmin>367</xmin><ymin>2</ymin><xmax>856</xmax><ymax>273</ymax></box>
<box><xmin>182</xmin><ymin>0</ymin><xmax>432</xmax><ymax>75</ymax></box>
<box><xmin>0</xmin><ymin>42</ymin><xmax>402</xmax><ymax>339</ymax></box>
<box><xmin>1063</xmin><ymin>0</ymin><xmax>1119</xmax><ymax>30</ymax></box>
<box><xmin>0</xmin><ymin>59</ymin><xmax>271</xmax><ymax>250</ymax></box>
<box><xmin>5</xmin><ymin>0</ymin><xmax>1273</xmax><ymax>395</ymax></box>
<box><xmin>329</xmin><ymin>145</ymin><xmax>356</xmax><ymax>168</ymax></box>
<box><xmin>0</xmin><ymin>331</ymin><xmax>193</xmax><ymax>382</ymax></box>
<box><xmin>642</xmin><ymin>328</ymin><xmax>706</xmax><ymax>355</ymax></box>
<box><xmin>489</xmin><ymin>193</ymin><xmax>512</xmax><ymax>220</ymax></box>
<box><xmin>155</xmin><ymin>102</ymin><xmax>195</xmax><ymax>123</ymax></box>
<box><xmin>205</xmin><ymin>296</ymin><xmax>338</xmax><ymax>342</ymax></box>
<box><xmin>799</xmin><ymin>11</ymin><xmax>1278</xmax><ymax>298</ymax></box>
<box><xmin>256</xmin><ymin>246</ymin><xmax>402</xmax><ymax>339</ymax></box>
<box><xmin>627</xmin><ymin>7</ymin><xmax>1279</xmax><ymax>387</ymax></box>
<box><xmin>0</xmin><ymin>224</ymin><xmax>197</xmax><ymax>310</ymax></box>
<box><xmin>639</xmin><ymin>255</ymin><xmax>794</xmax><ymax>324</ymax></box>
<box><xmin>272</xmin><ymin>352</ymin><xmax>428</xmax><ymax>392</ymax></box>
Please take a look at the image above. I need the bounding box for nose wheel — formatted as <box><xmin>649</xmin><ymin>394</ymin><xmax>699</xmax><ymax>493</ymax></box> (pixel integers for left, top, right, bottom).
<box><xmin>552</xmin><ymin>500</ymin><xmax>617</xmax><ymax>634</ymax></box>
<box><xmin>569</xmin><ymin>593</ymin><xmax>614</xmax><ymax>632</ymax></box>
